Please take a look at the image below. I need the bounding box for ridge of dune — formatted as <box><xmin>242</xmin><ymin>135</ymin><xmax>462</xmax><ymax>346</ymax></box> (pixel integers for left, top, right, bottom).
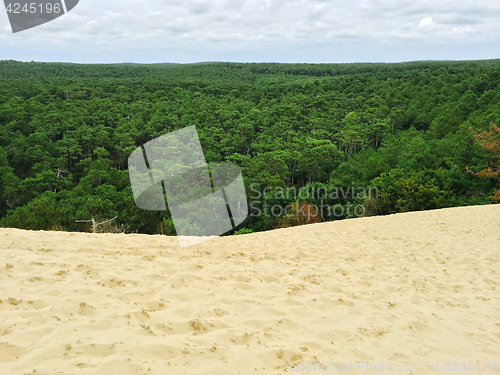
<box><xmin>0</xmin><ymin>204</ymin><xmax>499</xmax><ymax>375</ymax></box>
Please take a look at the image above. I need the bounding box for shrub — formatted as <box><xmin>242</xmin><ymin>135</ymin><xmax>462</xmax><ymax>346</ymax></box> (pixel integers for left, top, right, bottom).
<box><xmin>472</xmin><ymin>124</ymin><xmax>500</xmax><ymax>202</ymax></box>
<box><xmin>234</xmin><ymin>228</ymin><xmax>254</xmax><ymax>235</ymax></box>
<box><xmin>275</xmin><ymin>201</ymin><xmax>323</xmax><ymax>229</ymax></box>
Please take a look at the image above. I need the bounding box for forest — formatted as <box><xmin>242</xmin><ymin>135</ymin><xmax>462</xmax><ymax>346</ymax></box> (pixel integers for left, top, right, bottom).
<box><xmin>0</xmin><ymin>59</ymin><xmax>499</xmax><ymax>235</ymax></box>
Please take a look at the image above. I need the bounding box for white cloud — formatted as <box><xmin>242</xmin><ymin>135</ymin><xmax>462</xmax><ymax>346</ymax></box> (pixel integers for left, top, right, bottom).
<box><xmin>419</xmin><ymin>17</ymin><xmax>433</xmax><ymax>27</ymax></box>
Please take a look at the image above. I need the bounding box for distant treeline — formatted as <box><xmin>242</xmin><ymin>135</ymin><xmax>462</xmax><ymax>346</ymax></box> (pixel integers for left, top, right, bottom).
<box><xmin>0</xmin><ymin>60</ymin><xmax>499</xmax><ymax>234</ymax></box>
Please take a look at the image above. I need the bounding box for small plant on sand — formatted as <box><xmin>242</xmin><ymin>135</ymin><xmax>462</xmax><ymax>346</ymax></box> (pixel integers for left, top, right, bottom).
<box><xmin>234</xmin><ymin>228</ymin><xmax>254</xmax><ymax>235</ymax></box>
<box><xmin>76</xmin><ymin>216</ymin><xmax>129</xmax><ymax>233</ymax></box>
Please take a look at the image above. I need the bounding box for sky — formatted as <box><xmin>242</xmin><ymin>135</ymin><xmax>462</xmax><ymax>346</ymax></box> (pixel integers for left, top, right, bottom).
<box><xmin>1</xmin><ymin>0</ymin><xmax>499</xmax><ymax>64</ymax></box>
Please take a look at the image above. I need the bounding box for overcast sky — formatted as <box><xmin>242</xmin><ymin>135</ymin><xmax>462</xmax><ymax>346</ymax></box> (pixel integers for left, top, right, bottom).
<box><xmin>1</xmin><ymin>0</ymin><xmax>499</xmax><ymax>63</ymax></box>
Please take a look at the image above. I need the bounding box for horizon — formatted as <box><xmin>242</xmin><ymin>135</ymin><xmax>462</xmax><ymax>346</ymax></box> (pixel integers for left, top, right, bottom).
<box><xmin>3</xmin><ymin>57</ymin><xmax>500</xmax><ymax>65</ymax></box>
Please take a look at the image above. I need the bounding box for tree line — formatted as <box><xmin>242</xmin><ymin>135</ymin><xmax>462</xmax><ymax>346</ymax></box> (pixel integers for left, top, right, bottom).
<box><xmin>0</xmin><ymin>59</ymin><xmax>499</xmax><ymax>234</ymax></box>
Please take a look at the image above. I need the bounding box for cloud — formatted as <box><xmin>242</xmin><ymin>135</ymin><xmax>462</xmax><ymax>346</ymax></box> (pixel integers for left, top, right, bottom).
<box><xmin>0</xmin><ymin>0</ymin><xmax>498</xmax><ymax>62</ymax></box>
<box><xmin>419</xmin><ymin>17</ymin><xmax>433</xmax><ymax>27</ymax></box>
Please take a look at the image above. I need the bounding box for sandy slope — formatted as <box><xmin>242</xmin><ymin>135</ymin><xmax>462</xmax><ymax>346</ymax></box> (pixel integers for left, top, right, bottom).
<box><xmin>0</xmin><ymin>205</ymin><xmax>499</xmax><ymax>375</ymax></box>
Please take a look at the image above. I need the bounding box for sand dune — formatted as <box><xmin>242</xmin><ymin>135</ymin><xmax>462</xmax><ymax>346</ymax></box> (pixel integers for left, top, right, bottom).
<box><xmin>0</xmin><ymin>204</ymin><xmax>499</xmax><ymax>375</ymax></box>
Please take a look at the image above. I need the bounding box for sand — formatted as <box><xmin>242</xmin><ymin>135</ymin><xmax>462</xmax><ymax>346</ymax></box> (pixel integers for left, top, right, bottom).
<box><xmin>0</xmin><ymin>204</ymin><xmax>499</xmax><ymax>375</ymax></box>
